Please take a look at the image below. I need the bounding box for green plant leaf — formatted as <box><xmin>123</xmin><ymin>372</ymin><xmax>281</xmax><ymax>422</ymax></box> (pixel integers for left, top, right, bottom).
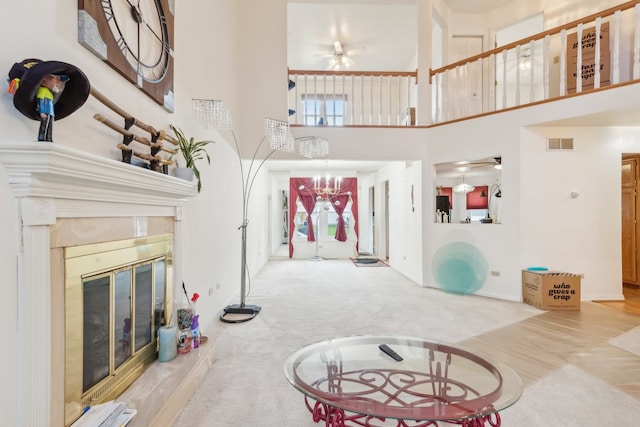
<box><xmin>170</xmin><ymin>124</ymin><xmax>214</xmax><ymax>192</ymax></box>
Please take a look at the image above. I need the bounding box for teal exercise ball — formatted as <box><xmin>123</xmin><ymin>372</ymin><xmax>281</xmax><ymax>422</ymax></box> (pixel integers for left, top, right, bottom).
<box><xmin>433</xmin><ymin>242</ymin><xmax>488</xmax><ymax>294</ymax></box>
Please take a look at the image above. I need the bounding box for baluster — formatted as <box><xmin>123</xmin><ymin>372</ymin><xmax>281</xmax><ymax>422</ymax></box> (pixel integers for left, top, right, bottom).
<box><xmin>515</xmin><ymin>44</ymin><xmax>521</xmax><ymax>106</ymax></box>
<box><xmin>396</xmin><ymin>75</ymin><xmax>400</xmax><ymax>125</ymax></box>
<box><xmin>455</xmin><ymin>65</ymin><xmax>461</xmax><ymax>119</ymax></box>
<box><xmin>323</xmin><ymin>74</ymin><xmax>327</xmax><ymax>124</ymax></box>
<box><xmin>476</xmin><ymin>58</ymin><xmax>483</xmax><ymax>115</ymax></box>
<box><xmin>314</xmin><ymin>75</ymin><xmax>318</xmax><ymax>125</ymax></box>
<box><xmin>488</xmin><ymin>53</ymin><xmax>495</xmax><ymax>112</ymax></box>
<box><xmin>595</xmin><ymin>17</ymin><xmax>602</xmax><ymax>89</ymax></box>
<box><xmin>442</xmin><ymin>71</ymin><xmax>449</xmax><ymax>122</ymax></box>
<box><xmin>379</xmin><ymin>75</ymin><xmax>383</xmax><ymax>125</ymax></box>
<box><xmin>360</xmin><ymin>75</ymin><xmax>364</xmax><ymax>125</ymax></box>
<box><xmin>350</xmin><ymin>75</ymin><xmax>354</xmax><ymax>126</ymax></box>
<box><xmin>332</xmin><ymin>74</ymin><xmax>336</xmax><ymax>125</ymax></box>
<box><xmin>464</xmin><ymin>61</ymin><xmax>470</xmax><ymax>117</ymax></box>
<box><xmin>464</xmin><ymin>62</ymin><xmax>472</xmax><ymax>117</ymax></box>
<box><xmin>560</xmin><ymin>29</ymin><xmax>567</xmax><ymax>96</ymax></box>
<box><xmin>634</xmin><ymin>4</ymin><xmax>640</xmax><ymax>79</ymax></box>
<box><xmin>297</xmin><ymin>75</ymin><xmax>302</xmax><ymax>125</ymax></box>
<box><xmin>434</xmin><ymin>72</ymin><xmax>441</xmax><ymax>124</ymax></box>
<box><xmin>577</xmin><ymin>23</ymin><xmax>583</xmax><ymax>93</ymax></box>
<box><xmin>544</xmin><ymin>35</ymin><xmax>550</xmax><ymax>100</ymax></box>
<box><xmin>613</xmin><ymin>10</ymin><xmax>621</xmax><ymax>84</ymax></box>
<box><xmin>529</xmin><ymin>40</ymin><xmax>535</xmax><ymax>103</ymax></box>
<box><xmin>501</xmin><ymin>49</ymin><xmax>507</xmax><ymax>109</ymax></box>
<box><xmin>407</xmin><ymin>75</ymin><xmax>412</xmax><ymax>125</ymax></box>
<box><xmin>370</xmin><ymin>75</ymin><xmax>373</xmax><ymax>125</ymax></box>
<box><xmin>342</xmin><ymin>74</ymin><xmax>345</xmax><ymax>126</ymax></box>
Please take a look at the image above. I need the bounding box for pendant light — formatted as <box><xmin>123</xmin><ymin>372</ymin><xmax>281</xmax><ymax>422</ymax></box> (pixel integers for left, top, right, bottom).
<box><xmin>453</xmin><ymin>175</ymin><xmax>474</xmax><ymax>193</ymax></box>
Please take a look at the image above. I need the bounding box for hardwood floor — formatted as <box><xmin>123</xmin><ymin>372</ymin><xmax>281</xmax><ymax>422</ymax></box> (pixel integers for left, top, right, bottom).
<box><xmin>462</xmin><ymin>292</ymin><xmax>640</xmax><ymax>400</ymax></box>
<box><xmin>595</xmin><ymin>284</ymin><xmax>640</xmax><ymax>315</ymax></box>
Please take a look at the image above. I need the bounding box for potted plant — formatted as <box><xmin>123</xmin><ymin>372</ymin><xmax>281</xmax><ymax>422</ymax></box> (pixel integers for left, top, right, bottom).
<box><xmin>170</xmin><ymin>125</ymin><xmax>213</xmax><ymax>192</ymax></box>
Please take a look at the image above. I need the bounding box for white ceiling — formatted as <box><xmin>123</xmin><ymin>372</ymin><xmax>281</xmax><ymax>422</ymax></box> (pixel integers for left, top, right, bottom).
<box><xmin>287</xmin><ymin>2</ymin><xmax>417</xmax><ymax>71</ymax></box>
<box><xmin>446</xmin><ymin>0</ymin><xmax>517</xmax><ymax>14</ymax></box>
<box><xmin>287</xmin><ymin>0</ymin><xmax>518</xmax><ymax>72</ymax></box>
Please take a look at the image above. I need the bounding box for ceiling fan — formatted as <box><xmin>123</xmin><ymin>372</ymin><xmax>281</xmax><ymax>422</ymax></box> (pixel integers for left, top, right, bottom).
<box><xmin>320</xmin><ymin>41</ymin><xmax>365</xmax><ymax>70</ymax></box>
<box><xmin>456</xmin><ymin>156</ymin><xmax>502</xmax><ymax>171</ymax></box>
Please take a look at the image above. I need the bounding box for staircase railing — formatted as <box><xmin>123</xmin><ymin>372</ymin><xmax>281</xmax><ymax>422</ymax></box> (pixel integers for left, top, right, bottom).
<box><xmin>430</xmin><ymin>0</ymin><xmax>640</xmax><ymax>124</ymax></box>
<box><xmin>287</xmin><ymin>70</ymin><xmax>418</xmax><ymax>127</ymax></box>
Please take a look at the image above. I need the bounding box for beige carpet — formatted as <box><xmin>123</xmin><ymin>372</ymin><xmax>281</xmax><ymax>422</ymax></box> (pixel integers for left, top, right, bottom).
<box><xmin>172</xmin><ymin>259</ymin><xmax>640</xmax><ymax>426</ymax></box>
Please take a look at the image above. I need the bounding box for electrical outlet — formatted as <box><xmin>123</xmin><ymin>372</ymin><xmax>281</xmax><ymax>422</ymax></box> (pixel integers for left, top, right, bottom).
<box><xmin>490</xmin><ymin>271</ymin><xmax>501</xmax><ymax>277</ymax></box>
<box><xmin>216</xmin><ymin>283</ymin><xmax>221</xmax><ymax>290</ymax></box>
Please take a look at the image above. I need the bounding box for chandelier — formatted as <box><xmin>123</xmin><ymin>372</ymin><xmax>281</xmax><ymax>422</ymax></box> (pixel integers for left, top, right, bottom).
<box><xmin>313</xmin><ymin>174</ymin><xmax>342</xmax><ymax>199</ymax></box>
<box><xmin>298</xmin><ymin>136</ymin><xmax>329</xmax><ymax>158</ymax></box>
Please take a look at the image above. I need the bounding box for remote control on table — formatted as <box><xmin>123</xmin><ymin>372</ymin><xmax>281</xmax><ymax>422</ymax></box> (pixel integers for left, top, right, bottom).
<box><xmin>378</xmin><ymin>344</ymin><xmax>403</xmax><ymax>361</ymax></box>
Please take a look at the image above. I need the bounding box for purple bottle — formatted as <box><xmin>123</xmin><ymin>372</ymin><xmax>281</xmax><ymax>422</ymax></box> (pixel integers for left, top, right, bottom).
<box><xmin>191</xmin><ymin>315</ymin><xmax>200</xmax><ymax>349</ymax></box>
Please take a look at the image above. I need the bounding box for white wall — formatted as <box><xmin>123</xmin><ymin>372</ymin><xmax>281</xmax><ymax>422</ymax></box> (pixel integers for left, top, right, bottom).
<box><xmin>377</xmin><ymin>161</ymin><xmax>424</xmax><ymax>284</ymax></box>
<box><xmin>0</xmin><ymin>166</ymin><xmax>18</xmax><ymax>426</ymax></box>
<box><xmin>521</xmin><ymin>125</ymin><xmax>640</xmax><ymax>300</ymax></box>
<box><xmin>425</xmin><ymin>80</ymin><xmax>640</xmax><ymax>302</ymax></box>
<box><xmin>0</xmin><ymin>2</ymin><xmax>247</xmax><ymax>422</ymax></box>
<box><xmin>427</xmin><ymin>112</ymin><xmax>522</xmax><ymax>301</ymax></box>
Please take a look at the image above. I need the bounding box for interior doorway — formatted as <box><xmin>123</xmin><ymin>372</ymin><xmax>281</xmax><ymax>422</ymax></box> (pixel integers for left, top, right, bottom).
<box><xmin>367</xmin><ymin>185</ymin><xmax>376</xmax><ymax>255</ymax></box>
<box><xmin>622</xmin><ymin>155</ymin><xmax>639</xmax><ymax>285</ymax></box>
<box><xmin>382</xmin><ymin>180</ymin><xmax>390</xmax><ymax>261</ymax></box>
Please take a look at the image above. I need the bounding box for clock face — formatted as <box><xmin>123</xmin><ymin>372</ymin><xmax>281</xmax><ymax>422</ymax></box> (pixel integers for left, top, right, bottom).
<box><xmin>78</xmin><ymin>0</ymin><xmax>174</xmax><ymax>111</ymax></box>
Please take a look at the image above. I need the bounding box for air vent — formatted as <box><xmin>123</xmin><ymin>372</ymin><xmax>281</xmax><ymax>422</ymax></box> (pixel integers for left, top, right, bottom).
<box><xmin>547</xmin><ymin>138</ymin><xmax>574</xmax><ymax>150</ymax></box>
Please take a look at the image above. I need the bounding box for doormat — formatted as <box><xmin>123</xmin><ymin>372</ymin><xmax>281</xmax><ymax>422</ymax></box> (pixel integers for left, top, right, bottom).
<box><xmin>350</xmin><ymin>257</ymin><xmax>389</xmax><ymax>267</ymax></box>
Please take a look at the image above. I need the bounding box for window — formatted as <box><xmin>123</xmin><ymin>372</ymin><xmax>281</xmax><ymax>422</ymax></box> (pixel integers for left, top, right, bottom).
<box><xmin>302</xmin><ymin>95</ymin><xmax>346</xmax><ymax>126</ymax></box>
<box><xmin>293</xmin><ymin>199</ymin><xmax>352</xmax><ymax>239</ymax></box>
<box><xmin>326</xmin><ymin>200</ymin><xmax>352</xmax><ymax>238</ymax></box>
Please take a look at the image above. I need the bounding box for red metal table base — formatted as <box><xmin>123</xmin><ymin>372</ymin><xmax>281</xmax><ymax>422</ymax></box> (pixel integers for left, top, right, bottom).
<box><xmin>305</xmin><ymin>398</ymin><xmax>501</xmax><ymax>427</ymax></box>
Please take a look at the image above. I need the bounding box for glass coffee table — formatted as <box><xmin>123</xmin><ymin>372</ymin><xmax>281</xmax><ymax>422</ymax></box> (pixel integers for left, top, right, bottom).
<box><xmin>283</xmin><ymin>335</ymin><xmax>522</xmax><ymax>426</ymax></box>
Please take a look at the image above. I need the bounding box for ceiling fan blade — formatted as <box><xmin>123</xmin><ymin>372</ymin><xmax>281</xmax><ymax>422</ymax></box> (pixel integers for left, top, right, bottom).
<box><xmin>345</xmin><ymin>46</ymin><xmax>367</xmax><ymax>56</ymax></box>
<box><xmin>334</xmin><ymin>41</ymin><xmax>343</xmax><ymax>54</ymax></box>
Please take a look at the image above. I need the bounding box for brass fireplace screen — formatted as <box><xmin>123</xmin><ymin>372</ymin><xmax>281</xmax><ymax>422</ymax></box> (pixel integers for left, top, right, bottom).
<box><xmin>64</xmin><ymin>234</ymin><xmax>173</xmax><ymax>426</ymax></box>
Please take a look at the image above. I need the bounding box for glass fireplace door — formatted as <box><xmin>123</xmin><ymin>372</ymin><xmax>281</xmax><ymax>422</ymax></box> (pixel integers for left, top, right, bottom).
<box><xmin>80</xmin><ymin>259</ymin><xmax>164</xmax><ymax>395</ymax></box>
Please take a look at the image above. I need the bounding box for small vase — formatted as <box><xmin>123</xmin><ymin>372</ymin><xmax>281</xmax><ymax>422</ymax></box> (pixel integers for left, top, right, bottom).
<box><xmin>174</xmin><ymin>167</ymin><xmax>194</xmax><ymax>181</ymax></box>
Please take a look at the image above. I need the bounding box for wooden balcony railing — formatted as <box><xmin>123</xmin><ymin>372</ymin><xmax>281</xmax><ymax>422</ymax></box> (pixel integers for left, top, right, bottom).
<box><xmin>430</xmin><ymin>0</ymin><xmax>640</xmax><ymax>124</ymax></box>
<box><xmin>287</xmin><ymin>70</ymin><xmax>418</xmax><ymax>127</ymax></box>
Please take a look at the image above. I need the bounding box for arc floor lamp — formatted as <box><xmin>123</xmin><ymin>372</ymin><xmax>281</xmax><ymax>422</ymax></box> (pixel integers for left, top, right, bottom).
<box><xmin>193</xmin><ymin>99</ymin><xmax>328</xmax><ymax>323</ymax></box>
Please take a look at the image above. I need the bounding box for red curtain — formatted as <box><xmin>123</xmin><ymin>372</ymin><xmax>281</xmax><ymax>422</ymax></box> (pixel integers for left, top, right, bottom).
<box><xmin>289</xmin><ymin>178</ymin><xmax>316</xmax><ymax>257</ymax></box>
<box><xmin>288</xmin><ymin>177</ymin><xmax>359</xmax><ymax>257</ymax></box>
<box><xmin>466</xmin><ymin>185</ymin><xmax>489</xmax><ymax>209</ymax></box>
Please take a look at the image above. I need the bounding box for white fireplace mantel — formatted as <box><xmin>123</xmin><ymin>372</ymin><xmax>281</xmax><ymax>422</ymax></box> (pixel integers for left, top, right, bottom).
<box><xmin>0</xmin><ymin>142</ymin><xmax>197</xmax><ymax>218</ymax></box>
<box><xmin>0</xmin><ymin>142</ymin><xmax>199</xmax><ymax>426</ymax></box>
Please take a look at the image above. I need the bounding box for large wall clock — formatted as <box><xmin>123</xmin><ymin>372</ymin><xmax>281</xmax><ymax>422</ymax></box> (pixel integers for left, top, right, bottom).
<box><xmin>78</xmin><ymin>0</ymin><xmax>175</xmax><ymax>112</ymax></box>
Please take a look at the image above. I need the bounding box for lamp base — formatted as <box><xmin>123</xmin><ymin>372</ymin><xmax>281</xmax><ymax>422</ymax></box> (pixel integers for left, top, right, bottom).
<box><xmin>310</xmin><ymin>255</ymin><xmax>325</xmax><ymax>261</ymax></box>
<box><xmin>219</xmin><ymin>303</ymin><xmax>261</xmax><ymax>323</ymax></box>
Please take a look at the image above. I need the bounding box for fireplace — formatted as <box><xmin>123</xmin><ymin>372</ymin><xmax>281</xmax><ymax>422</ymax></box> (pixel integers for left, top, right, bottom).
<box><xmin>0</xmin><ymin>143</ymin><xmax>198</xmax><ymax>426</ymax></box>
<box><xmin>64</xmin><ymin>234</ymin><xmax>173</xmax><ymax>425</ymax></box>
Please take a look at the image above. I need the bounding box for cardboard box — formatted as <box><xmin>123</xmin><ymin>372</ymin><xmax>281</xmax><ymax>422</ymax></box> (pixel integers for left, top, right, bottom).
<box><xmin>521</xmin><ymin>270</ymin><xmax>581</xmax><ymax>311</ymax></box>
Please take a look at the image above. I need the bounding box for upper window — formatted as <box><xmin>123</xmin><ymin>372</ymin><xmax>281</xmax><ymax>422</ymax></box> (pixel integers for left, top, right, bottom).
<box><xmin>302</xmin><ymin>95</ymin><xmax>346</xmax><ymax>126</ymax></box>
